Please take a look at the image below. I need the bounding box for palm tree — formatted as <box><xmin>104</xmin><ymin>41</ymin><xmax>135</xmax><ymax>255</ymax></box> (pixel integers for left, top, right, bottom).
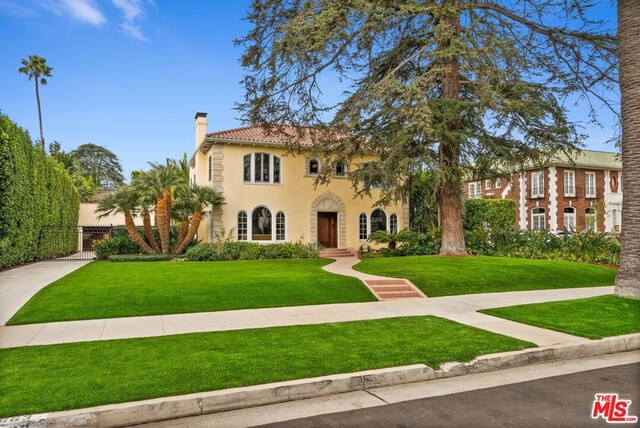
<box><xmin>137</xmin><ymin>162</ymin><xmax>186</xmax><ymax>253</ymax></box>
<box><xmin>174</xmin><ymin>184</ymin><xmax>225</xmax><ymax>255</ymax></box>
<box><xmin>95</xmin><ymin>187</ymin><xmax>155</xmax><ymax>254</ymax></box>
<box><xmin>18</xmin><ymin>55</ymin><xmax>53</xmax><ymax>150</ymax></box>
<box><xmin>368</xmin><ymin>228</ymin><xmax>415</xmax><ymax>250</ymax></box>
<box><xmin>615</xmin><ymin>0</ymin><xmax>640</xmax><ymax>299</ymax></box>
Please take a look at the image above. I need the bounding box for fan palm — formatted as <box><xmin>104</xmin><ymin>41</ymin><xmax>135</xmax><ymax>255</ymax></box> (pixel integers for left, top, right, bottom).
<box><xmin>174</xmin><ymin>184</ymin><xmax>225</xmax><ymax>254</ymax></box>
<box><xmin>18</xmin><ymin>55</ymin><xmax>53</xmax><ymax>150</ymax></box>
<box><xmin>95</xmin><ymin>187</ymin><xmax>154</xmax><ymax>254</ymax></box>
<box><xmin>368</xmin><ymin>228</ymin><xmax>415</xmax><ymax>250</ymax></box>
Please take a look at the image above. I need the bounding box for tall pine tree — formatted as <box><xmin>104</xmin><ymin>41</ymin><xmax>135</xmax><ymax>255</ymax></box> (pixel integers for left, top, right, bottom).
<box><xmin>238</xmin><ymin>0</ymin><xmax>617</xmax><ymax>255</ymax></box>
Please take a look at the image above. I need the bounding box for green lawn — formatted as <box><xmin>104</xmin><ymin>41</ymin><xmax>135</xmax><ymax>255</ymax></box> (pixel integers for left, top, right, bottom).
<box><xmin>354</xmin><ymin>256</ymin><xmax>616</xmax><ymax>297</ymax></box>
<box><xmin>480</xmin><ymin>295</ymin><xmax>640</xmax><ymax>339</ymax></box>
<box><xmin>0</xmin><ymin>316</ymin><xmax>533</xmax><ymax>417</ymax></box>
<box><xmin>8</xmin><ymin>259</ymin><xmax>375</xmax><ymax>325</ymax></box>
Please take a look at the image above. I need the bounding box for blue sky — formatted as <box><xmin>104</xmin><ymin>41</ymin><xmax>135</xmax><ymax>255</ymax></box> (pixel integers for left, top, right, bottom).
<box><xmin>0</xmin><ymin>1</ymin><xmax>620</xmax><ymax>180</ymax></box>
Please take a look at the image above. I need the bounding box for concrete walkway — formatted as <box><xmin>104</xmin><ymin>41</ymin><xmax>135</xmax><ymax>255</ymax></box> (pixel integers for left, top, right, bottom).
<box><xmin>0</xmin><ymin>260</ymin><xmax>91</xmax><ymax>325</ymax></box>
<box><xmin>0</xmin><ymin>285</ymin><xmax>613</xmax><ymax>349</ymax></box>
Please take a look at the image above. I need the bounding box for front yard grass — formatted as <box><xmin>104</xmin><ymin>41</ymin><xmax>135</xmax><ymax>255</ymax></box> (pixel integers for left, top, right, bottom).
<box><xmin>480</xmin><ymin>295</ymin><xmax>640</xmax><ymax>339</ymax></box>
<box><xmin>8</xmin><ymin>259</ymin><xmax>375</xmax><ymax>325</ymax></box>
<box><xmin>0</xmin><ymin>316</ymin><xmax>533</xmax><ymax>417</ymax></box>
<box><xmin>354</xmin><ymin>255</ymin><xmax>616</xmax><ymax>297</ymax></box>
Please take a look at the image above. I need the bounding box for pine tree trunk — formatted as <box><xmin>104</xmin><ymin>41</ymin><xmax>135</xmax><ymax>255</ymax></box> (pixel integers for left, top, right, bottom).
<box><xmin>438</xmin><ymin>2</ymin><xmax>466</xmax><ymax>255</ymax></box>
<box><xmin>175</xmin><ymin>210</ymin><xmax>202</xmax><ymax>255</ymax></box>
<box><xmin>143</xmin><ymin>211</ymin><xmax>161</xmax><ymax>253</ymax></box>
<box><xmin>125</xmin><ymin>213</ymin><xmax>155</xmax><ymax>254</ymax></box>
<box><xmin>173</xmin><ymin>216</ymin><xmax>190</xmax><ymax>253</ymax></box>
<box><xmin>615</xmin><ymin>0</ymin><xmax>640</xmax><ymax>299</ymax></box>
<box><xmin>156</xmin><ymin>194</ymin><xmax>170</xmax><ymax>254</ymax></box>
<box><xmin>35</xmin><ymin>79</ymin><xmax>44</xmax><ymax>150</ymax></box>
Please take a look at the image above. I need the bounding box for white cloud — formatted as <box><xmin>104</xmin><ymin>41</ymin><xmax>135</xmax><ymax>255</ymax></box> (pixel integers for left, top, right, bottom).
<box><xmin>112</xmin><ymin>0</ymin><xmax>151</xmax><ymax>41</ymax></box>
<box><xmin>0</xmin><ymin>0</ymin><xmax>36</xmax><ymax>17</ymax></box>
<box><xmin>39</xmin><ymin>0</ymin><xmax>106</xmax><ymax>25</ymax></box>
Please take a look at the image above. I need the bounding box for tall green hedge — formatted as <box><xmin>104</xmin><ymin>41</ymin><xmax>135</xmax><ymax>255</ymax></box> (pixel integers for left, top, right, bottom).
<box><xmin>0</xmin><ymin>114</ymin><xmax>80</xmax><ymax>269</ymax></box>
<box><xmin>463</xmin><ymin>199</ymin><xmax>517</xmax><ymax>230</ymax></box>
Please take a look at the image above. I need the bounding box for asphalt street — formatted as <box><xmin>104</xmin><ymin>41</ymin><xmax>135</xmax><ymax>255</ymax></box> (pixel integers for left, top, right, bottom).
<box><xmin>262</xmin><ymin>363</ymin><xmax>640</xmax><ymax>428</ymax></box>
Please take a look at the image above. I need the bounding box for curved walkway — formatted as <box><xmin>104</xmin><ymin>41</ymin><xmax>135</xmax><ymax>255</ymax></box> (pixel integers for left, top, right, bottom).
<box><xmin>322</xmin><ymin>256</ymin><xmax>427</xmax><ymax>300</ymax></box>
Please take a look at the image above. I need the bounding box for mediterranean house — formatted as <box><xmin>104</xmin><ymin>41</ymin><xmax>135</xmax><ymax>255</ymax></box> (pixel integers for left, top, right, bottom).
<box><xmin>463</xmin><ymin>150</ymin><xmax>622</xmax><ymax>233</ymax></box>
<box><xmin>188</xmin><ymin>113</ymin><xmax>408</xmax><ymax>249</ymax></box>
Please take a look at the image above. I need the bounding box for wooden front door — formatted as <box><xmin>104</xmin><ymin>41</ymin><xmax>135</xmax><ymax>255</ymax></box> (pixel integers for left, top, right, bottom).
<box><xmin>317</xmin><ymin>212</ymin><xmax>337</xmax><ymax>248</ymax></box>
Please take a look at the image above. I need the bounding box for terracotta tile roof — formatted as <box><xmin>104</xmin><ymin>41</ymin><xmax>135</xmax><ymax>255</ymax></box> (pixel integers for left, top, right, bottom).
<box><xmin>206</xmin><ymin>125</ymin><xmax>323</xmax><ymax>146</ymax></box>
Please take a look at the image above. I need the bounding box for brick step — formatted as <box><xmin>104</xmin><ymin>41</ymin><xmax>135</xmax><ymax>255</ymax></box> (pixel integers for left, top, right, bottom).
<box><xmin>371</xmin><ymin>285</ymin><xmax>413</xmax><ymax>292</ymax></box>
<box><xmin>377</xmin><ymin>291</ymin><xmax>422</xmax><ymax>299</ymax></box>
<box><xmin>365</xmin><ymin>279</ymin><xmax>407</xmax><ymax>286</ymax></box>
<box><xmin>320</xmin><ymin>249</ymin><xmax>356</xmax><ymax>258</ymax></box>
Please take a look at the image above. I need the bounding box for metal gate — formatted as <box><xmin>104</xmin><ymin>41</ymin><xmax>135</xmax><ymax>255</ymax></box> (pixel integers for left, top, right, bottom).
<box><xmin>39</xmin><ymin>225</ymin><xmax>113</xmax><ymax>260</ymax></box>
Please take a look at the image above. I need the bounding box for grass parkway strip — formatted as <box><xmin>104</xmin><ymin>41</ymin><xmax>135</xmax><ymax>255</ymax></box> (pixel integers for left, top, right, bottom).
<box><xmin>0</xmin><ymin>316</ymin><xmax>533</xmax><ymax>417</ymax></box>
<box><xmin>7</xmin><ymin>259</ymin><xmax>375</xmax><ymax>325</ymax></box>
<box><xmin>354</xmin><ymin>256</ymin><xmax>616</xmax><ymax>297</ymax></box>
<box><xmin>480</xmin><ymin>295</ymin><xmax>640</xmax><ymax>340</ymax></box>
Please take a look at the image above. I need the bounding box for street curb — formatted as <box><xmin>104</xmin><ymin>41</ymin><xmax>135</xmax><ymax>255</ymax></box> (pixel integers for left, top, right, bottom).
<box><xmin>2</xmin><ymin>333</ymin><xmax>639</xmax><ymax>428</ymax></box>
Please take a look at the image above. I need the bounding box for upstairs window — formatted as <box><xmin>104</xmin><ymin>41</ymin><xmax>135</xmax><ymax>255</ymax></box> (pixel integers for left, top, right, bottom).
<box><xmin>309</xmin><ymin>158</ymin><xmax>320</xmax><ymax>175</ymax></box>
<box><xmin>468</xmin><ymin>182</ymin><xmax>481</xmax><ymax>199</ymax></box>
<box><xmin>564</xmin><ymin>170</ymin><xmax>575</xmax><ymax>197</ymax></box>
<box><xmin>371</xmin><ymin>209</ymin><xmax>387</xmax><ymax>233</ymax></box>
<box><xmin>335</xmin><ymin>160</ymin><xmax>347</xmax><ymax>177</ymax></box>
<box><xmin>485</xmin><ymin>179</ymin><xmax>491</xmax><ymax>190</ymax></box>
<box><xmin>531</xmin><ymin>171</ymin><xmax>545</xmax><ymax>198</ymax></box>
<box><xmin>243</xmin><ymin>153</ymin><xmax>281</xmax><ymax>184</ymax></box>
<box><xmin>495</xmin><ymin>178</ymin><xmax>502</xmax><ymax>188</ymax></box>
<box><xmin>208</xmin><ymin>155</ymin><xmax>212</xmax><ymax>181</ymax></box>
<box><xmin>585</xmin><ymin>172</ymin><xmax>596</xmax><ymax>198</ymax></box>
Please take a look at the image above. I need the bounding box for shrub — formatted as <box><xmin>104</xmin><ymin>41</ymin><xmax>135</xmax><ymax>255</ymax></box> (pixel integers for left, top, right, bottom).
<box><xmin>463</xmin><ymin>199</ymin><xmax>517</xmax><ymax>231</ymax></box>
<box><xmin>0</xmin><ymin>113</ymin><xmax>80</xmax><ymax>269</ymax></box>
<box><xmin>109</xmin><ymin>254</ymin><xmax>176</xmax><ymax>262</ymax></box>
<box><xmin>185</xmin><ymin>241</ymin><xmax>320</xmax><ymax>261</ymax></box>
<box><xmin>93</xmin><ymin>236</ymin><xmax>144</xmax><ymax>260</ymax></box>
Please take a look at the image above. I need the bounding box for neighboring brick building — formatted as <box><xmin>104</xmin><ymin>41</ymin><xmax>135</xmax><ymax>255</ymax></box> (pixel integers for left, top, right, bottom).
<box><xmin>464</xmin><ymin>150</ymin><xmax>622</xmax><ymax>233</ymax></box>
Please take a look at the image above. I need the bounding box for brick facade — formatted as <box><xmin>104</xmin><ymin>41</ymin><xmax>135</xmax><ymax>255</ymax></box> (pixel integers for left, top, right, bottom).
<box><xmin>463</xmin><ymin>153</ymin><xmax>622</xmax><ymax>232</ymax></box>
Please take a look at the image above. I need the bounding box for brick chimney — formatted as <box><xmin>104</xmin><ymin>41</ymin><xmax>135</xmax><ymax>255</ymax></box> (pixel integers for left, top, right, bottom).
<box><xmin>195</xmin><ymin>112</ymin><xmax>207</xmax><ymax>149</ymax></box>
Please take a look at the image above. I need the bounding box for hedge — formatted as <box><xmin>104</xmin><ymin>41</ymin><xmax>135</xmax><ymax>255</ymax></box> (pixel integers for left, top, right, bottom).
<box><xmin>0</xmin><ymin>114</ymin><xmax>80</xmax><ymax>269</ymax></box>
<box><xmin>463</xmin><ymin>199</ymin><xmax>516</xmax><ymax>230</ymax></box>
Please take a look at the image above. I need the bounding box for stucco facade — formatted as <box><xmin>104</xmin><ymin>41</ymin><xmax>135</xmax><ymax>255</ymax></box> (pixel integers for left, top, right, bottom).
<box><xmin>189</xmin><ymin>113</ymin><xmax>407</xmax><ymax>249</ymax></box>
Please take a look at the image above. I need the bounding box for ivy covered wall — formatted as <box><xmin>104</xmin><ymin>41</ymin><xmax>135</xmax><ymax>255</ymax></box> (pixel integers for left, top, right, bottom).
<box><xmin>0</xmin><ymin>114</ymin><xmax>80</xmax><ymax>269</ymax></box>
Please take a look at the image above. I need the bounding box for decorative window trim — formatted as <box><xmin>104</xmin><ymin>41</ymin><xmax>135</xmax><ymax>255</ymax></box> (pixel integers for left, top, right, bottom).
<box><xmin>335</xmin><ymin>160</ymin><xmax>348</xmax><ymax>177</ymax></box>
<box><xmin>564</xmin><ymin>170</ymin><xmax>575</xmax><ymax>197</ymax></box>
<box><xmin>531</xmin><ymin>171</ymin><xmax>545</xmax><ymax>198</ymax></box>
<box><xmin>531</xmin><ymin>207</ymin><xmax>546</xmax><ymax>230</ymax></box>
<box><xmin>585</xmin><ymin>172</ymin><xmax>596</xmax><ymax>198</ymax></box>
<box><xmin>243</xmin><ymin>153</ymin><xmax>282</xmax><ymax>185</ymax></box>
<box><xmin>251</xmin><ymin>206</ymin><xmax>273</xmax><ymax>241</ymax></box>
<box><xmin>308</xmin><ymin>158</ymin><xmax>320</xmax><ymax>176</ymax></box>
<box><xmin>370</xmin><ymin>208</ymin><xmax>388</xmax><ymax>234</ymax></box>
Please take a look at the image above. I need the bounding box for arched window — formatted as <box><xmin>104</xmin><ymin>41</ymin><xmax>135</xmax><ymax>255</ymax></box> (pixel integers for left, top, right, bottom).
<box><xmin>563</xmin><ymin>207</ymin><xmax>575</xmax><ymax>230</ymax></box>
<box><xmin>309</xmin><ymin>158</ymin><xmax>320</xmax><ymax>175</ymax></box>
<box><xmin>585</xmin><ymin>207</ymin><xmax>597</xmax><ymax>231</ymax></box>
<box><xmin>359</xmin><ymin>213</ymin><xmax>368</xmax><ymax>240</ymax></box>
<box><xmin>531</xmin><ymin>207</ymin><xmax>546</xmax><ymax>231</ymax></box>
<box><xmin>335</xmin><ymin>160</ymin><xmax>347</xmax><ymax>177</ymax></box>
<box><xmin>371</xmin><ymin>209</ymin><xmax>387</xmax><ymax>233</ymax></box>
<box><xmin>252</xmin><ymin>207</ymin><xmax>272</xmax><ymax>240</ymax></box>
<box><xmin>389</xmin><ymin>214</ymin><xmax>398</xmax><ymax>233</ymax></box>
<box><xmin>243</xmin><ymin>153</ymin><xmax>281</xmax><ymax>184</ymax></box>
<box><xmin>237</xmin><ymin>211</ymin><xmax>248</xmax><ymax>241</ymax></box>
<box><xmin>276</xmin><ymin>212</ymin><xmax>285</xmax><ymax>241</ymax></box>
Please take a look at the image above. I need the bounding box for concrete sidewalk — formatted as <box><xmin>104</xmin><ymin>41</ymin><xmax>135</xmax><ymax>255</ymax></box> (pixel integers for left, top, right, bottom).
<box><xmin>0</xmin><ymin>286</ymin><xmax>612</xmax><ymax>349</ymax></box>
<box><xmin>0</xmin><ymin>260</ymin><xmax>91</xmax><ymax>325</ymax></box>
